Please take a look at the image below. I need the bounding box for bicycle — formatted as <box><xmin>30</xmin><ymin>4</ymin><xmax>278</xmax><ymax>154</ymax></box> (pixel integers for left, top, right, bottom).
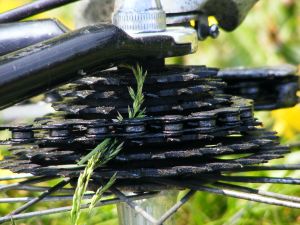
<box><xmin>0</xmin><ymin>1</ymin><xmax>299</xmax><ymax>224</ymax></box>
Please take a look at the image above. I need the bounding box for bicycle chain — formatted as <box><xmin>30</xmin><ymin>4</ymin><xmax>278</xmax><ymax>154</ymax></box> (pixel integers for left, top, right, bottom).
<box><xmin>0</xmin><ymin>65</ymin><xmax>294</xmax><ymax>191</ymax></box>
<box><xmin>218</xmin><ymin>65</ymin><xmax>299</xmax><ymax>110</ymax></box>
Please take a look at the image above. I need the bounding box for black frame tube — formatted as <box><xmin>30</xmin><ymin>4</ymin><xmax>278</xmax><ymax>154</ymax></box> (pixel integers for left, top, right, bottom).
<box><xmin>0</xmin><ymin>19</ymin><xmax>68</xmax><ymax>56</ymax></box>
<box><xmin>0</xmin><ymin>24</ymin><xmax>191</xmax><ymax>109</ymax></box>
<box><xmin>0</xmin><ymin>0</ymin><xmax>80</xmax><ymax>23</ymax></box>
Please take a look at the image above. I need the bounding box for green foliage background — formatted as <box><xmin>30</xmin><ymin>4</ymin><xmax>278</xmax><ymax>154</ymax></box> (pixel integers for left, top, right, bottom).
<box><xmin>0</xmin><ymin>0</ymin><xmax>299</xmax><ymax>224</ymax></box>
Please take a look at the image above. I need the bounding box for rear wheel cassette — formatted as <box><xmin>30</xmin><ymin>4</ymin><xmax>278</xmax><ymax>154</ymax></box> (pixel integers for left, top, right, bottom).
<box><xmin>0</xmin><ymin>65</ymin><xmax>289</xmax><ymax>191</ymax></box>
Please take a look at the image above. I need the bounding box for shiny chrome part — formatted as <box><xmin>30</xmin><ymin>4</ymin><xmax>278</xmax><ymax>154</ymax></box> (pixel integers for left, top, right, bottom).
<box><xmin>0</xmin><ymin>19</ymin><xmax>68</xmax><ymax>56</ymax></box>
<box><xmin>117</xmin><ymin>191</ymin><xmax>178</xmax><ymax>225</ymax></box>
<box><xmin>112</xmin><ymin>0</ymin><xmax>166</xmax><ymax>33</ymax></box>
<box><xmin>130</xmin><ymin>27</ymin><xmax>198</xmax><ymax>53</ymax></box>
<box><xmin>112</xmin><ymin>0</ymin><xmax>198</xmax><ymax>54</ymax></box>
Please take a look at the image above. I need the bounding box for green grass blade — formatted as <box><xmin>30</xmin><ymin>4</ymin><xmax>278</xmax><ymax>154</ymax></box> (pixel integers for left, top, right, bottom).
<box><xmin>78</xmin><ymin>139</ymin><xmax>111</xmax><ymax>165</ymax></box>
<box><xmin>89</xmin><ymin>173</ymin><xmax>117</xmax><ymax>213</ymax></box>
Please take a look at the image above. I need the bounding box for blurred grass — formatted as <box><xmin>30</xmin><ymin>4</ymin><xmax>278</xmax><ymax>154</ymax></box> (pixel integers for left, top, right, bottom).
<box><xmin>0</xmin><ymin>0</ymin><xmax>300</xmax><ymax>224</ymax></box>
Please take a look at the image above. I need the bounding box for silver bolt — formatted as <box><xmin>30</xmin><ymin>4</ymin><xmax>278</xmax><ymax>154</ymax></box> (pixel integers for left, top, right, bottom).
<box><xmin>112</xmin><ymin>0</ymin><xmax>167</xmax><ymax>34</ymax></box>
<box><xmin>209</xmin><ymin>24</ymin><xmax>220</xmax><ymax>39</ymax></box>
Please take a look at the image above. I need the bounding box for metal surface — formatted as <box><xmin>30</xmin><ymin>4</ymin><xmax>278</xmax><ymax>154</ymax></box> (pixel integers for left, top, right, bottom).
<box><xmin>129</xmin><ymin>27</ymin><xmax>198</xmax><ymax>53</ymax></box>
<box><xmin>0</xmin><ymin>1</ymin><xmax>298</xmax><ymax>223</ymax></box>
<box><xmin>219</xmin><ymin>65</ymin><xmax>300</xmax><ymax>110</ymax></box>
<box><xmin>0</xmin><ymin>66</ymin><xmax>288</xmax><ymax>186</ymax></box>
<box><xmin>0</xmin><ymin>19</ymin><xmax>68</xmax><ymax>56</ymax></box>
<box><xmin>162</xmin><ymin>0</ymin><xmax>259</xmax><ymax>31</ymax></box>
<box><xmin>117</xmin><ymin>191</ymin><xmax>178</xmax><ymax>225</ymax></box>
<box><xmin>112</xmin><ymin>0</ymin><xmax>197</xmax><ymax>52</ymax></box>
<box><xmin>76</xmin><ymin>0</ymin><xmax>259</xmax><ymax>31</ymax></box>
<box><xmin>0</xmin><ymin>65</ymin><xmax>300</xmax><ymax>223</ymax></box>
<box><xmin>112</xmin><ymin>0</ymin><xmax>167</xmax><ymax>33</ymax></box>
<box><xmin>0</xmin><ymin>24</ymin><xmax>192</xmax><ymax>110</ymax></box>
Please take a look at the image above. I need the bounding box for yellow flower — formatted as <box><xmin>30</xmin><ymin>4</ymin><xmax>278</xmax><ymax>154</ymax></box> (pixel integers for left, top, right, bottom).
<box><xmin>272</xmin><ymin>104</ymin><xmax>300</xmax><ymax>139</ymax></box>
<box><xmin>0</xmin><ymin>0</ymin><xmax>30</xmax><ymax>13</ymax></box>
